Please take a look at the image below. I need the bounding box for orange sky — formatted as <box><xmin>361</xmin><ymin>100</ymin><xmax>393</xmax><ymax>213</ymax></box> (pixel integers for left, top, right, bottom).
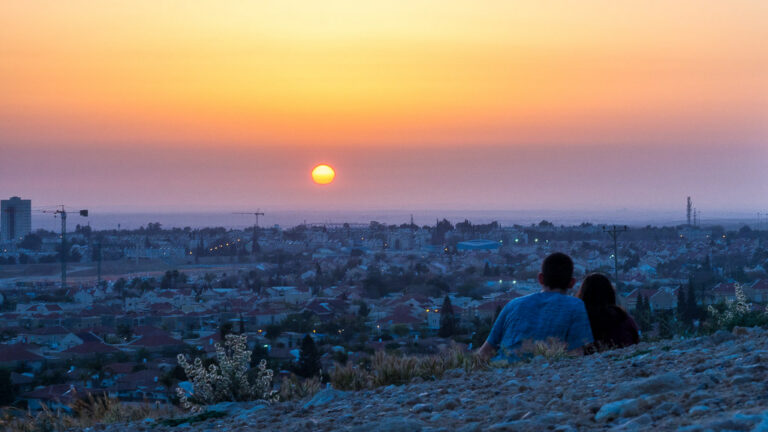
<box><xmin>1</xmin><ymin>1</ymin><xmax>767</xmax><ymax>213</ymax></box>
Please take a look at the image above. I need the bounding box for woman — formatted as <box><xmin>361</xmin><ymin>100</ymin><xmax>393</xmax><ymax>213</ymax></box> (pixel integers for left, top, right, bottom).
<box><xmin>576</xmin><ymin>273</ymin><xmax>639</xmax><ymax>352</ymax></box>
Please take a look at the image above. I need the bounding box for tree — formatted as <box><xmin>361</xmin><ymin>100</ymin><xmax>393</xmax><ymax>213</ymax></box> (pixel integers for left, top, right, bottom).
<box><xmin>0</xmin><ymin>369</ymin><xmax>15</xmax><ymax>406</ymax></box>
<box><xmin>357</xmin><ymin>301</ymin><xmax>370</xmax><ymax>318</ymax></box>
<box><xmin>296</xmin><ymin>335</ymin><xmax>321</xmax><ymax>378</ymax></box>
<box><xmin>251</xmin><ymin>344</ymin><xmax>270</xmax><ymax>367</ymax></box>
<box><xmin>219</xmin><ymin>322</ymin><xmax>234</xmax><ymax>340</ymax></box>
<box><xmin>117</xmin><ymin>323</ymin><xmax>132</xmax><ymax>341</ymax></box>
<box><xmin>17</xmin><ymin>233</ymin><xmax>42</xmax><ymax>251</ymax></box>
<box><xmin>686</xmin><ymin>281</ymin><xmax>699</xmax><ymax>323</ymax></box>
<box><xmin>676</xmin><ymin>287</ymin><xmax>687</xmax><ymax>322</ymax></box>
<box><xmin>438</xmin><ymin>296</ymin><xmax>457</xmax><ymax>338</ymax></box>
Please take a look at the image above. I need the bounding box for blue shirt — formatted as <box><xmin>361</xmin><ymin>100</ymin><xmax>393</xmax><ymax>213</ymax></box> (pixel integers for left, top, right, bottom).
<box><xmin>486</xmin><ymin>291</ymin><xmax>593</xmax><ymax>361</ymax></box>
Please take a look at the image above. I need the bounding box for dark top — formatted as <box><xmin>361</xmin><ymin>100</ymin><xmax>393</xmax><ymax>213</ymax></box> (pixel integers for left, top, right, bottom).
<box><xmin>584</xmin><ymin>305</ymin><xmax>640</xmax><ymax>352</ymax></box>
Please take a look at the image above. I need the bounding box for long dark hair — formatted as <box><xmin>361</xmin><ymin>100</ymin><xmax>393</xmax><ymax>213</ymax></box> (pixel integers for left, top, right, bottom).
<box><xmin>576</xmin><ymin>273</ymin><xmax>632</xmax><ymax>349</ymax></box>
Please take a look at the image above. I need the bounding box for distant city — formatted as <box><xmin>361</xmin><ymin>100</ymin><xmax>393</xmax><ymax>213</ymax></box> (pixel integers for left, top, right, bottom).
<box><xmin>1</xmin><ymin>193</ymin><xmax>767</xmax><ymax>411</ymax></box>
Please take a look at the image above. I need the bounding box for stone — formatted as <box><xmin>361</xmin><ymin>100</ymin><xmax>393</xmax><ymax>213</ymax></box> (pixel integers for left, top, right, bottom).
<box><xmin>687</xmin><ymin>405</ymin><xmax>709</xmax><ymax>416</ymax></box>
<box><xmin>302</xmin><ymin>388</ymin><xmax>347</xmax><ymax>409</ymax></box>
<box><xmin>411</xmin><ymin>403</ymin><xmax>433</xmax><ymax>413</ymax></box>
<box><xmin>729</xmin><ymin>374</ymin><xmax>753</xmax><ymax>385</ymax></box>
<box><xmin>353</xmin><ymin>418</ymin><xmax>425</xmax><ymax>432</ymax></box>
<box><xmin>710</xmin><ymin>330</ymin><xmax>736</xmax><ymax>345</ymax></box>
<box><xmin>613</xmin><ymin>373</ymin><xmax>685</xmax><ymax>398</ymax></box>
<box><xmin>487</xmin><ymin>420</ymin><xmax>532</xmax><ymax>431</ymax></box>
<box><xmin>611</xmin><ymin>414</ymin><xmax>652</xmax><ymax>431</ymax></box>
<box><xmin>595</xmin><ymin>398</ymin><xmax>646</xmax><ymax>421</ymax></box>
<box><xmin>436</xmin><ymin>397</ymin><xmax>460</xmax><ymax>411</ymax></box>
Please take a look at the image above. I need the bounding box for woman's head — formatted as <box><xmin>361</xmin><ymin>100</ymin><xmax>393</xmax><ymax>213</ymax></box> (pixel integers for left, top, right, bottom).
<box><xmin>577</xmin><ymin>273</ymin><xmax>616</xmax><ymax>307</ymax></box>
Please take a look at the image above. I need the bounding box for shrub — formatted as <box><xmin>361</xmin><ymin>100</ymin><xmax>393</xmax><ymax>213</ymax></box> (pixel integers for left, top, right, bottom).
<box><xmin>706</xmin><ymin>284</ymin><xmax>768</xmax><ymax>331</ymax></box>
<box><xmin>0</xmin><ymin>392</ymin><xmax>174</xmax><ymax>432</ymax></box>
<box><xmin>175</xmin><ymin>334</ymin><xmax>278</xmax><ymax>412</ymax></box>
<box><xmin>329</xmin><ymin>363</ymin><xmax>371</xmax><ymax>391</ymax></box>
<box><xmin>330</xmin><ymin>343</ymin><xmax>483</xmax><ymax>389</ymax></box>
<box><xmin>278</xmin><ymin>374</ymin><xmax>321</xmax><ymax>401</ymax></box>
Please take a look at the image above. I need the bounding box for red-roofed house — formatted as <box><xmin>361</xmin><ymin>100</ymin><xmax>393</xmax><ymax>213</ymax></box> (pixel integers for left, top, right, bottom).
<box><xmin>0</xmin><ymin>344</ymin><xmax>45</xmax><ymax>370</ymax></box>
<box><xmin>746</xmin><ymin>280</ymin><xmax>768</xmax><ymax>303</ymax></box>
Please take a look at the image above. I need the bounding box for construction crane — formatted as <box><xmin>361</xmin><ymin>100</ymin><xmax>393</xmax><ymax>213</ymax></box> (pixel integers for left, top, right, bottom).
<box><xmin>233</xmin><ymin>210</ymin><xmax>265</xmax><ymax>255</ymax></box>
<box><xmin>40</xmin><ymin>206</ymin><xmax>88</xmax><ymax>289</ymax></box>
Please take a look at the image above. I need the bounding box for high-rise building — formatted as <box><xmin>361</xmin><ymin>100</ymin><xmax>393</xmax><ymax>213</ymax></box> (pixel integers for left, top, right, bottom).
<box><xmin>1</xmin><ymin>196</ymin><xmax>32</xmax><ymax>243</ymax></box>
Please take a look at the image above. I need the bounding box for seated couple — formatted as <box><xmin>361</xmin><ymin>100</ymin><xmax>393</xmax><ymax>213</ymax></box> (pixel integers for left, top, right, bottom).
<box><xmin>478</xmin><ymin>252</ymin><xmax>639</xmax><ymax>361</ymax></box>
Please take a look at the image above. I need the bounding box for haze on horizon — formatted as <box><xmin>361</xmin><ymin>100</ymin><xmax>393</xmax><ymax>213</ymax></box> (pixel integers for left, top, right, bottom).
<box><xmin>1</xmin><ymin>1</ymin><xmax>767</xmax><ymax>214</ymax></box>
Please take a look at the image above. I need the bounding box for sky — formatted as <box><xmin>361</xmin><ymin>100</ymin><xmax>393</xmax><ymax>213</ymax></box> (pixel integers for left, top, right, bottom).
<box><xmin>1</xmin><ymin>1</ymin><xmax>767</xmax><ymax>216</ymax></box>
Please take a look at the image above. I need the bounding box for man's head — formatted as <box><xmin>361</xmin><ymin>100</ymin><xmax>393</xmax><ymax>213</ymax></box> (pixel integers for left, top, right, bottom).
<box><xmin>538</xmin><ymin>252</ymin><xmax>575</xmax><ymax>292</ymax></box>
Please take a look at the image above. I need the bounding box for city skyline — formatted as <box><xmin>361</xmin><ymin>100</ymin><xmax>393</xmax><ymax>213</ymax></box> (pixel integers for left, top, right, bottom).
<box><xmin>2</xmin><ymin>1</ymin><xmax>767</xmax><ymax>212</ymax></box>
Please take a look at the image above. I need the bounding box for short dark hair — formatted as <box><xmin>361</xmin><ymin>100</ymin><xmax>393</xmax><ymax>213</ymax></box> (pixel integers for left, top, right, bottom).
<box><xmin>541</xmin><ymin>252</ymin><xmax>574</xmax><ymax>289</ymax></box>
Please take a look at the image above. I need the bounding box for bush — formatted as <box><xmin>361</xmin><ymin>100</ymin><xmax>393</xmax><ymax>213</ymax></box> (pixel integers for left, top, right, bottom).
<box><xmin>175</xmin><ymin>334</ymin><xmax>278</xmax><ymax>412</ymax></box>
<box><xmin>706</xmin><ymin>284</ymin><xmax>768</xmax><ymax>331</ymax></box>
<box><xmin>278</xmin><ymin>374</ymin><xmax>321</xmax><ymax>401</ymax></box>
<box><xmin>329</xmin><ymin>343</ymin><xmax>483</xmax><ymax>390</ymax></box>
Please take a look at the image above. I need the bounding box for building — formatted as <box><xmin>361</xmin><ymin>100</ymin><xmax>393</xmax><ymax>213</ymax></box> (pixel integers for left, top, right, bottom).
<box><xmin>1</xmin><ymin>196</ymin><xmax>32</xmax><ymax>243</ymax></box>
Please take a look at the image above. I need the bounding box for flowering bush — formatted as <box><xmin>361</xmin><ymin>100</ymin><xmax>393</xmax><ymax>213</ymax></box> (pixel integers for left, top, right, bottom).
<box><xmin>707</xmin><ymin>284</ymin><xmax>768</xmax><ymax>331</ymax></box>
<box><xmin>176</xmin><ymin>334</ymin><xmax>278</xmax><ymax>411</ymax></box>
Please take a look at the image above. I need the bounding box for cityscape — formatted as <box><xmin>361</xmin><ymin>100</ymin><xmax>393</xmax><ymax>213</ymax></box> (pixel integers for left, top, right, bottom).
<box><xmin>1</xmin><ymin>194</ymin><xmax>767</xmax><ymax>416</ymax></box>
<box><xmin>2</xmin><ymin>0</ymin><xmax>768</xmax><ymax>430</ymax></box>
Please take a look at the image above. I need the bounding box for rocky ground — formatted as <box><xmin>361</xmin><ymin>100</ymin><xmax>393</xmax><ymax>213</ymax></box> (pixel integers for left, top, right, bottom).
<box><xmin>98</xmin><ymin>327</ymin><xmax>768</xmax><ymax>431</ymax></box>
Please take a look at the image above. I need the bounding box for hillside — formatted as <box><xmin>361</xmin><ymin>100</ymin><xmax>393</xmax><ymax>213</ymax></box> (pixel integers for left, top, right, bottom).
<box><xmin>96</xmin><ymin>327</ymin><xmax>768</xmax><ymax>431</ymax></box>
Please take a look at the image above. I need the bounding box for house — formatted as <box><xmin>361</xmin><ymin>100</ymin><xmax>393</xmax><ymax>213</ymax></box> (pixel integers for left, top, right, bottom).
<box><xmin>265</xmin><ymin>286</ymin><xmax>311</xmax><ymax>305</ymax></box>
<box><xmin>22</xmin><ymin>384</ymin><xmax>103</xmax><ymax>411</ymax></box>
<box><xmin>19</xmin><ymin>326</ymin><xmax>81</xmax><ymax>349</ymax></box>
<box><xmin>649</xmin><ymin>288</ymin><xmax>678</xmax><ymax>311</ymax></box>
<box><xmin>746</xmin><ymin>280</ymin><xmax>768</xmax><ymax>303</ymax></box>
<box><xmin>711</xmin><ymin>283</ymin><xmax>738</xmax><ymax>304</ymax></box>
<box><xmin>0</xmin><ymin>344</ymin><xmax>45</xmax><ymax>371</ymax></box>
<box><xmin>376</xmin><ymin>305</ymin><xmax>423</xmax><ymax>330</ymax></box>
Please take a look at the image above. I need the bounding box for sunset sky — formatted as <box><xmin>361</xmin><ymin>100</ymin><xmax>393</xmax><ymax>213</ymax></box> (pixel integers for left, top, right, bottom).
<box><xmin>1</xmin><ymin>1</ymin><xmax>766</xmax><ymax>215</ymax></box>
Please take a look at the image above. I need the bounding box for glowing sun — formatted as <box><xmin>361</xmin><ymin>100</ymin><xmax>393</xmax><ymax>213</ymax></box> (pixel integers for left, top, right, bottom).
<box><xmin>311</xmin><ymin>164</ymin><xmax>336</xmax><ymax>185</ymax></box>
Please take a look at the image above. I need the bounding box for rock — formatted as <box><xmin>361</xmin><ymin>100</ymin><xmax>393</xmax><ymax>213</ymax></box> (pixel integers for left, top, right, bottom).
<box><xmin>302</xmin><ymin>388</ymin><xmax>347</xmax><ymax>409</ymax></box>
<box><xmin>444</xmin><ymin>368</ymin><xmax>464</xmax><ymax>379</ymax></box>
<box><xmin>411</xmin><ymin>403</ymin><xmax>433</xmax><ymax>413</ymax></box>
<box><xmin>710</xmin><ymin>330</ymin><xmax>736</xmax><ymax>344</ymax></box>
<box><xmin>436</xmin><ymin>397</ymin><xmax>460</xmax><ymax>411</ymax></box>
<box><xmin>614</xmin><ymin>373</ymin><xmax>685</xmax><ymax>398</ymax></box>
<box><xmin>611</xmin><ymin>414</ymin><xmax>652</xmax><ymax>431</ymax></box>
<box><xmin>456</xmin><ymin>423</ymin><xmax>481</xmax><ymax>432</ymax></box>
<box><xmin>353</xmin><ymin>418</ymin><xmax>425</xmax><ymax>432</ymax></box>
<box><xmin>733</xmin><ymin>326</ymin><xmax>750</xmax><ymax>336</ymax></box>
<box><xmin>687</xmin><ymin>405</ymin><xmax>709</xmax><ymax>416</ymax></box>
<box><xmin>729</xmin><ymin>374</ymin><xmax>753</xmax><ymax>385</ymax></box>
<box><xmin>595</xmin><ymin>398</ymin><xmax>646</xmax><ymax>421</ymax></box>
<box><xmin>487</xmin><ymin>420</ymin><xmax>532</xmax><ymax>431</ymax></box>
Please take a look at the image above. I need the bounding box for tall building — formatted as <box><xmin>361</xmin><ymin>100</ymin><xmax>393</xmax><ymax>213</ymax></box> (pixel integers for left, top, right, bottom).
<box><xmin>1</xmin><ymin>196</ymin><xmax>32</xmax><ymax>243</ymax></box>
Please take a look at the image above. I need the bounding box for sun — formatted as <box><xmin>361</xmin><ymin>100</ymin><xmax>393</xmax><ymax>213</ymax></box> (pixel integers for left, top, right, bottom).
<box><xmin>311</xmin><ymin>164</ymin><xmax>336</xmax><ymax>185</ymax></box>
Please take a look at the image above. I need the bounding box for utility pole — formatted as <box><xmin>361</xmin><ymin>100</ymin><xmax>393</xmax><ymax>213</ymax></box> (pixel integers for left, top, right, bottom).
<box><xmin>603</xmin><ymin>225</ymin><xmax>628</xmax><ymax>292</ymax></box>
<box><xmin>41</xmin><ymin>206</ymin><xmax>88</xmax><ymax>289</ymax></box>
<box><xmin>233</xmin><ymin>210</ymin><xmax>265</xmax><ymax>255</ymax></box>
<box><xmin>96</xmin><ymin>241</ymin><xmax>102</xmax><ymax>287</ymax></box>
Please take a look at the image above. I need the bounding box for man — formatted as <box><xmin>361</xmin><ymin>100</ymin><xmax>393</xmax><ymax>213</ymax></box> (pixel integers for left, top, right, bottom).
<box><xmin>477</xmin><ymin>252</ymin><xmax>593</xmax><ymax>361</ymax></box>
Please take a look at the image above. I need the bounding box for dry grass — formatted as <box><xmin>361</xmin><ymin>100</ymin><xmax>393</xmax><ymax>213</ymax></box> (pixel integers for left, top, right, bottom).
<box><xmin>278</xmin><ymin>374</ymin><xmax>322</xmax><ymax>401</ymax></box>
<box><xmin>330</xmin><ymin>343</ymin><xmax>487</xmax><ymax>390</ymax></box>
<box><xmin>0</xmin><ymin>393</ymin><xmax>176</xmax><ymax>432</ymax></box>
<box><xmin>518</xmin><ymin>337</ymin><xmax>570</xmax><ymax>362</ymax></box>
<box><xmin>329</xmin><ymin>363</ymin><xmax>371</xmax><ymax>391</ymax></box>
